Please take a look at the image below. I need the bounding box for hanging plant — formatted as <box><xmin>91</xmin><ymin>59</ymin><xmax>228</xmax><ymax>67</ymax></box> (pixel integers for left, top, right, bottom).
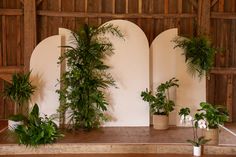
<box><xmin>174</xmin><ymin>36</ymin><xmax>217</xmax><ymax>78</ymax></box>
<box><xmin>57</xmin><ymin>23</ymin><xmax>123</xmax><ymax>130</ymax></box>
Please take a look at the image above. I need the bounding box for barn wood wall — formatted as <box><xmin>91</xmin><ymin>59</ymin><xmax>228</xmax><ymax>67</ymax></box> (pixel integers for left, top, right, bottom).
<box><xmin>0</xmin><ymin>0</ymin><xmax>236</xmax><ymax>121</ymax></box>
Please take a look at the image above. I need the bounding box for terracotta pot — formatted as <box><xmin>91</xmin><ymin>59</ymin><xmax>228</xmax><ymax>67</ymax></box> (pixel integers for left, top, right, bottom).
<box><xmin>193</xmin><ymin>146</ymin><xmax>202</xmax><ymax>156</ymax></box>
<box><xmin>203</xmin><ymin>128</ymin><xmax>219</xmax><ymax>145</ymax></box>
<box><xmin>153</xmin><ymin>114</ymin><xmax>169</xmax><ymax>130</ymax></box>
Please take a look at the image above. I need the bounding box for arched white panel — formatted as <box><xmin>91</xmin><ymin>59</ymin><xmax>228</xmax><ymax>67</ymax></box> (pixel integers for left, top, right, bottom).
<box><xmin>30</xmin><ymin>35</ymin><xmax>61</xmax><ymax>124</ymax></box>
<box><xmin>103</xmin><ymin>20</ymin><xmax>150</xmax><ymax>126</ymax></box>
<box><xmin>150</xmin><ymin>28</ymin><xmax>178</xmax><ymax>125</ymax></box>
<box><xmin>150</xmin><ymin>28</ymin><xmax>206</xmax><ymax>126</ymax></box>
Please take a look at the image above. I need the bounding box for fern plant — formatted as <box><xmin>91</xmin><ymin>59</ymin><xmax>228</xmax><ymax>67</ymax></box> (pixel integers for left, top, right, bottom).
<box><xmin>3</xmin><ymin>72</ymin><xmax>36</xmax><ymax>116</ymax></box>
<box><xmin>174</xmin><ymin>36</ymin><xmax>216</xmax><ymax>78</ymax></box>
<box><xmin>57</xmin><ymin>23</ymin><xmax>123</xmax><ymax>130</ymax></box>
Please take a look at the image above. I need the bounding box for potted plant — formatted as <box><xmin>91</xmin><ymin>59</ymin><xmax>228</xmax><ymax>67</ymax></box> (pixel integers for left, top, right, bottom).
<box><xmin>141</xmin><ymin>77</ymin><xmax>179</xmax><ymax>130</ymax></box>
<box><xmin>14</xmin><ymin>104</ymin><xmax>63</xmax><ymax>146</ymax></box>
<box><xmin>179</xmin><ymin>107</ymin><xmax>192</xmax><ymax>126</ymax></box>
<box><xmin>187</xmin><ymin>115</ymin><xmax>210</xmax><ymax>156</ymax></box>
<box><xmin>195</xmin><ymin>102</ymin><xmax>229</xmax><ymax>145</ymax></box>
<box><xmin>174</xmin><ymin>36</ymin><xmax>216</xmax><ymax>78</ymax></box>
<box><xmin>57</xmin><ymin>23</ymin><xmax>123</xmax><ymax>130</ymax></box>
<box><xmin>3</xmin><ymin>72</ymin><xmax>36</xmax><ymax>130</ymax></box>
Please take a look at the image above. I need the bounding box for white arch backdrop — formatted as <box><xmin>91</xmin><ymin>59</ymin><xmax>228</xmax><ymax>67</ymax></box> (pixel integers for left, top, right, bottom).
<box><xmin>29</xmin><ymin>21</ymin><xmax>205</xmax><ymax>127</ymax></box>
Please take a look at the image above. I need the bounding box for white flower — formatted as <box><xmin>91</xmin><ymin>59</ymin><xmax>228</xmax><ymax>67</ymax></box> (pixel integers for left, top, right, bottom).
<box><xmin>185</xmin><ymin>115</ymin><xmax>193</xmax><ymax>121</ymax></box>
<box><xmin>198</xmin><ymin>119</ymin><xmax>207</xmax><ymax>129</ymax></box>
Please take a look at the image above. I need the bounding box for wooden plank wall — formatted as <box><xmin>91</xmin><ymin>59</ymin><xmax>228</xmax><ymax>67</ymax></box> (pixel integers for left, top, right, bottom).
<box><xmin>0</xmin><ymin>0</ymin><xmax>236</xmax><ymax>122</ymax></box>
<box><xmin>208</xmin><ymin>0</ymin><xmax>236</xmax><ymax>122</ymax></box>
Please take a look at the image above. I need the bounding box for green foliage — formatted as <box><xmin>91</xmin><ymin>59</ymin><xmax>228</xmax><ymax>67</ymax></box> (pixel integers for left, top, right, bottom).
<box><xmin>57</xmin><ymin>23</ymin><xmax>123</xmax><ymax>130</ymax></box>
<box><xmin>14</xmin><ymin>104</ymin><xmax>63</xmax><ymax>147</ymax></box>
<box><xmin>179</xmin><ymin>107</ymin><xmax>190</xmax><ymax>117</ymax></box>
<box><xmin>141</xmin><ymin>78</ymin><xmax>179</xmax><ymax>115</ymax></box>
<box><xmin>174</xmin><ymin>36</ymin><xmax>216</xmax><ymax>78</ymax></box>
<box><xmin>195</xmin><ymin>102</ymin><xmax>229</xmax><ymax>129</ymax></box>
<box><xmin>3</xmin><ymin>72</ymin><xmax>36</xmax><ymax>115</ymax></box>
<box><xmin>187</xmin><ymin>136</ymin><xmax>210</xmax><ymax>147</ymax></box>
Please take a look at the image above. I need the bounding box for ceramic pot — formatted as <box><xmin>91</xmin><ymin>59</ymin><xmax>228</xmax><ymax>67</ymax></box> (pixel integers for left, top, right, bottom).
<box><xmin>193</xmin><ymin>146</ymin><xmax>201</xmax><ymax>156</ymax></box>
<box><xmin>203</xmin><ymin>128</ymin><xmax>219</xmax><ymax>145</ymax></box>
<box><xmin>153</xmin><ymin>114</ymin><xmax>169</xmax><ymax>130</ymax></box>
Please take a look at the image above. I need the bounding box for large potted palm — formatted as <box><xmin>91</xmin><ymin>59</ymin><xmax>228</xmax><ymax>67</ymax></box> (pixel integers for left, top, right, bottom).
<box><xmin>195</xmin><ymin>102</ymin><xmax>229</xmax><ymax>145</ymax></box>
<box><xmin>57</xmin><ymin>23</ymin><xmax>123</xmax><ymax>130</ymax></box>
<box><xmin>3</xmin><ymin>72</ymin><xmax>35</xmax><ymax>130</ymax></box>
<box><xmin>141</xmin><ymin>78</ymin><xmax>179</xmax><ymax>130</ymax></box>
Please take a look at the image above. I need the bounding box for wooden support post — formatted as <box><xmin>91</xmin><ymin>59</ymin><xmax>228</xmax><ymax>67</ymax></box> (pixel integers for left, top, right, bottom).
<box><xmin>24</xmin><ymin>0</ymin><xmax>37</xmax><ymax>72</ymax></box>
<box><xmin>197</xmin><ymin>0</ymin><xmax>211</xmax><ymax>103</ymax></box>
<box><xmin>197</xmin><ymin>0</ymin><xmax>211</xmax><ymax>35</ymax></box>
<box><xmin>226</xmin><ymin>75</ymin><xmax>233</xmax><ymax>122</ymax></box>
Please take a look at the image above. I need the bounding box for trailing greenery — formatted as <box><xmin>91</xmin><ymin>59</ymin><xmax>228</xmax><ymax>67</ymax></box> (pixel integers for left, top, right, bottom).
<box><xmin>57</xmin><ymin>23</ymin><xmax>123</xmax><ymax>130</ymax></box>
<box><xmin>14</xmin><ymin>104</ymin><xmax>63</xmax><ymax>147</ymax></box>
<box><xmin>3</xmin><ymin>72</ymin><xmax>36</xmax><ymax>116</ymax></box>
<box><xmin>141</xmin><ymin>78</ymin><xmax>179</xmax><ymax>115</ymax></box>
<box><xmin>174</xmin><ymin>36</ymin><xmax>216</xmax><ymax>78</ymax></box>
<box><xmin>195</xmin><ymin>102</ymin><xmax>229</xmax><ymax>129</ymax></box>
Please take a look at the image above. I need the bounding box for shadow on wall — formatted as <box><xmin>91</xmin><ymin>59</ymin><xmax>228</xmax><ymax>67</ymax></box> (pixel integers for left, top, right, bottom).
<box><xmin>30</xmin><ymin>73</ymin><xmax>45</xmax><ymax>108</ymax></box>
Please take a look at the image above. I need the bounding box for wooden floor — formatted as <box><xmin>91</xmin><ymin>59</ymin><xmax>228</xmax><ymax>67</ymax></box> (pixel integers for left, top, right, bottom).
<box><xmin>0</xmin><ymin>121</ymin><xmax>236</xmax><ymax>156</ymax></box>
<box><xmin>1</xmin><ymin>123</ymin><xmax>236</xmax><ymax>145</ymax></box>
<box><xmin>2</xmin><ymin>154</ymin><xmax>236</xmax><ymax>157</ymax></box>
<box><xmin>2</xmin><ymin>124</ymin><xmax>236</xmax><ymax>146</ymax></box>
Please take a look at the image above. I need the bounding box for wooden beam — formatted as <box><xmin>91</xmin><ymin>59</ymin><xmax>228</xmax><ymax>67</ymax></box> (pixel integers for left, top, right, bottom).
<box><xmin>210</xmin><ymin>67</ymin><xmax>236</xmax><ymax>74</ymax></box>
<box><xmin>24</xmin><ymin>0</ymin><xmax>37</xmax><ymax>72</ymax></box>
<box><xmin>197</xmin><ymin>0</ymin><xmax>211</xmax><ymax>35</ymax></box>
<box><xmin>0</xmin><ymin>66</ymin><xmax>23</xmax><ymax>73</ymax></box>
<box><xmin>189</xmin><ymin>0</ymin><xmax>198</xmax><ymax>9</ymax></box>
<box><xmin>218</xmin><ymin>0</ymin><xmax>224</xmax><ymax>12</ymax></box>
<box><xmin>0</xmin><ymin>74</ymin><xmax>13</xmax><ymax>83</ymax></box>
<box><xmin>226</xmin><ymin>75</ymin><xmax>233</xmax><ymax>122</ymax></box>
<box><xmin>37</xmin><ymin>0</ymin><xmax>43</xmax><ymax>6</ymax></box>
<box><xmin>2</xmin><ymin>16</ymin><xmax>6</xmax><ymax>66</ymax></box>
<box><xmin>20</xmin><ymin>0</ymin><xmax>24</xmax><ymax>5</ymax></box>
<box><xmin>0</xmin><ymin>66</ymin><xmax>24</xmax><ymax>87</ymax></box>
<box><xmin>211</xmin><ymin>0</ymin><xmax>218</xmax><ymax>8</ymax></box>
<box><xmin>211</xmin><ymin>12</ymin><xmax>236</xmax><ymax>19</ymax></box>
<box><xmin>0</xmin><ymin>9</ymin><xmax>23</xmax><ymax>16</ymax></box>
<box><xmin>37</xmin><ymin>10</ymin><xmax>197</xmax><ymax>19</ymax></box>
<box><xmin>164</xmin><ymin>0</ymin><xmax>169</xmax><ymax>14</ymax></box>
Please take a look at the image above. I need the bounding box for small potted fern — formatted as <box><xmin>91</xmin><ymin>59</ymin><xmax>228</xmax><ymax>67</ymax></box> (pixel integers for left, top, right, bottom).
<box><xmin>141</xmin><ymin>78</ymin><xmax>179</xmax><ymax>130</ymax></box>
<box><xmin>3</xmin><ymin>72</ymin><xmax>35</xmax><ymax>130</ymax></box>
